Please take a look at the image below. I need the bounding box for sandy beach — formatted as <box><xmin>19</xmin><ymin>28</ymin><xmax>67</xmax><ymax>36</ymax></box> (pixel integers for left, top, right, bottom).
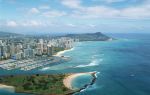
<box><xmin>63</xmin><ymin>72</ymin><xmax>94</xmax><ymax>90</ymax></box>
<box><xmin>0</xmin><ymin>84</ymin><xmax>15</xmax><ymax>92</ymax></box>
<box><xmin>54</xmin><ymin>48</ymin><xmax>74</xmax><ymax>57</ymax></box>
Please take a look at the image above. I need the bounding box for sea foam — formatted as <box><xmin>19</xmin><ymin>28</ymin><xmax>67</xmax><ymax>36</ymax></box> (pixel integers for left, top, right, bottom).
<box><xmin>40</xmin><ymin>67</ymin><xmax>50</xmax><ymax>71</ymax></box>
<box><xmin>76</xmin><ymin>59</ymin><xmax>103</xmax><ymax>68</ymax></box>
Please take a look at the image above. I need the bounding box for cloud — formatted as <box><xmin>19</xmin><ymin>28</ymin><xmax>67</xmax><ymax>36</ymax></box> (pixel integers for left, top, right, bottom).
<box><xmin>61</xmin><ymin>0</ymin><xmax>120</xmax><ymax>18</ymax></box>
<box><xmin>88</xmin><ymin>24</ymin><xmax>96</xmax><ymax>28</ymax></box>
<box><xmin>42</xmin><ymin>10</ymin><xmax>66</xmax><ymax>17</ymax></box>
<box><xmin>29</xmin><ymin>8</ymin><xmax>40</xmax><ymax>14</ymax></box>
<box><xmin>120</xmin><ymin>5</ymin><xmax>150</xmax><ymax>19</ymax></box>
<box><xmin>39</xmin><ymin>5</ymin><xmax>50</xmax><ymax>9</ymax></box>
<box><xmin>66</xmin><ymin>23</ymin><xmax>76</xmax><ymax>27</ymax></box>
<box><xmin>104</xmin><ymin>0</ymin><xmax>127</xmax><ymax>3</ymax></box>
<box><xmin>1</xmin><ymin>0</ymin><xmax>150</xmax><ymax>34</ymax></box>
<box><xmin>6</xmin><ymin>0</ymin><xmax>17</xmax><ymax>4</ymax></box>
<box><xmin>2</xmin><ymin>19</ymin><xmax>78</xmax><ymax>29</ymax></box>
<box><xmin>4</xmin><ymin>20</ymin><xmax>45</xmax><ymax>27</ymax></box>
<box><xmin>92</xmin><ymin>0</ymin><xmax>134</xmax><ymax>3</ymax></box>
<box><xmin>6</xmin><ymin>21</ymin><xmax>17</xmax><ymax>27</ymax></box>
<box><xmin>59</xmin><ymin>0</ymin><xmax>150</xmax><ymax>19</ymax></box>
<box><xmin>70</xmin><ymin>6</ymin><xmax>120</xmax><ymax>19</ymax></box>
<box><xmin>61</xmin><ymin>0</ymin><xmax>81</xmax><ymax>9</ymax></box>
<box><xmin>22</xmin><ymin>20</ymin><xmax>42</xmax><ymax>27</ymax></box>
<box><xmin>65</xmin><ymin>0</ymin><xmax>150</xmax><ymax>19</ymax></box>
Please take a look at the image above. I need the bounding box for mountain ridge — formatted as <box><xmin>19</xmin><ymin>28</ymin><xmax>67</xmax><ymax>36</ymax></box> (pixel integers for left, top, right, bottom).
<box><xmin>0</xmin><ymin>31</ymin><xmax>22</xmax><ymax>37</ymax></box>
<box><xmin>63</xmin><ymin>32</ymin><xmax>113</xmax><ymax>41</ymax></box>
<box><xmin>0</xmin><ymin>31</ymin><xmax>113</xmax><ymax>41</ymax></box>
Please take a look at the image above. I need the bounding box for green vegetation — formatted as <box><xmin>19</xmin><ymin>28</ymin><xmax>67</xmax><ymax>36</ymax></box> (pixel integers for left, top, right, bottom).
<box><xmin>63</xmin><ymin>32</ymin><xmax>112</xmax><ymax>41</ymax></box>
<box><xmin>53</xmin><ymin>47</ymin><xmax>65</xmax><ymax>54</ymax></box>
<box><xmin>0</xmin><ymin>74</ymin><xmax>73</xmax><ymax>95</ymax></box>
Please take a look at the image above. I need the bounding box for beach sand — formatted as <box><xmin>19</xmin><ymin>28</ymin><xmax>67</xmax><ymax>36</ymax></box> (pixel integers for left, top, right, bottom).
<box><xmin>0</xmin><ymin>84</ymin><xmax>15</xmax><ymax>92</ymax></box>
<box><xmin>54</xmin><ymin>48</ymin><xmax>74</xmax><ymax>57</ymax></box>
<box><xmin>63</xmin><ymin>72</ymin><xmax>94</xmax><ymax>90</ymax></box>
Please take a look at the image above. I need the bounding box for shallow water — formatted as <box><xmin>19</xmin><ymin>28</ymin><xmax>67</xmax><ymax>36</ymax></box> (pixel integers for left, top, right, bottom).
<box><xmin>72</xmin><ymin>74</ymin><xmax>93</xmax><ymax>90</ymax></box>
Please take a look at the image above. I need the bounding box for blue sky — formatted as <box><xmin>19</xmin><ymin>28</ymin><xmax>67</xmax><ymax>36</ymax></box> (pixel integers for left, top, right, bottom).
<box><xmin>0</xmin><ymin>0</ymin><xmax>150</xmax><ymax>34</ymax></box>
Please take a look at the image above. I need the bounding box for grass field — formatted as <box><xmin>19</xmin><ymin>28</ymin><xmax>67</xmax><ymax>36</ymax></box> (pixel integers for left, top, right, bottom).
<box><xmin>0</xmin><ymin>74</ymin><xmax>73</xmax><ymax>95</ymax></box>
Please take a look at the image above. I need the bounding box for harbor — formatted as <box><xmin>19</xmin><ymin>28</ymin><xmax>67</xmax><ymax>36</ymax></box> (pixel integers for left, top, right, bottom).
<box><xmin>0</xmin><ymin>56</ymin><xmax>70</xmax><ymax>71</ymax></box>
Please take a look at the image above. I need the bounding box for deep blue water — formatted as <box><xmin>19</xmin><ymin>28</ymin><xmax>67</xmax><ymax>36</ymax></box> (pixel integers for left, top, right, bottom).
<box><xmin>0</xmin><ymin>33</ymin><xmax>150</xmax><ymax>95</ymax></box>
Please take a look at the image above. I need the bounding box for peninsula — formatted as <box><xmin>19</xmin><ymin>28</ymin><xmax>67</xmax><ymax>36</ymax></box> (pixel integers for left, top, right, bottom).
<box><xmin>0</xmin><ymin>72</ymin><xmax>96</xmax><ymax>95</ymax></box>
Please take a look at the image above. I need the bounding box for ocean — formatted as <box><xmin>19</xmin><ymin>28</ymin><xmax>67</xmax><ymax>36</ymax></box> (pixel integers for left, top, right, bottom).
<box><xmin>0</xmin><ymin>33</ymin><xmax>150</xmax><ymax>95</ymax></box>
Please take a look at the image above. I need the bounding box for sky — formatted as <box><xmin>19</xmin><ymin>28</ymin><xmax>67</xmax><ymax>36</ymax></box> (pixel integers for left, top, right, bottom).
<box><xmin>0</xmin><ymin>0</ymin><xmax>150</xmax><ymax>34</ymax></box>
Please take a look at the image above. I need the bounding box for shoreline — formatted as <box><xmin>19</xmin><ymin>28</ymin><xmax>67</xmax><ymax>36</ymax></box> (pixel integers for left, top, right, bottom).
<box><xmin>63</xmin><ymin>72</ymin><xmax>97</xmax><ymax>92</ymax></box>
<box><xmin>54</xmin><ymin>48</ymin><xmax>74</xmax><ymax>57</ymax></box>
<box><xmin>0</xmin><ymin>84</ymin><xmax>15</xmax><ymax>92</ymax></box>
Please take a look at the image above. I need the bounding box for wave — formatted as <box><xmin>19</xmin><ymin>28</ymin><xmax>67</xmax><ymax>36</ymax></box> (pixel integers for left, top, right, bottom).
<box><xmin>40</xmin><ymin>67</ymin><xmax>50</xmax><ymax>71</ymax></box>
<box><xmin>76</xmin><ymin>59</ymin><xmax>103</xmax><ymax>68</ymax></box>
<box><xmin>79</xmin><ymin>71</ymin><xmax>100</xmax><ymax>93</ymax></box>
<box><xmin>92</xmin><ymin>55</ymin><xmax>98</xmax><ymax>59</ymax></box>
<box><xmin>92</xmin><ymin>54</ymin><xmax>104</xmax><ymax>59</ymax></box>
<box><xmin>95</xmin><ymin>71</ymin><xmax>100</xmax><ymax>78</ymax></box>
<box><xmin>40</xmin><ymin>66</ymin><xmax>60</xmax><ymax>71</ymax></box>
<box><xmin>40</xmin><ymin>65</ymin><xmax>72</xmax><ymax>71</ymax></box>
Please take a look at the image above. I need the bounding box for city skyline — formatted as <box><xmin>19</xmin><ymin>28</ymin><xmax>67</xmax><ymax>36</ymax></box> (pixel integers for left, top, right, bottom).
<box><xmin>0</xmin><ymin>0</ymin><xmax>150</xmax><ymax>34</ymax></box>
<box><xmin>0</xmin><ymin>37</ymin><xmax>76</xmax><ymax>60</ymax></box>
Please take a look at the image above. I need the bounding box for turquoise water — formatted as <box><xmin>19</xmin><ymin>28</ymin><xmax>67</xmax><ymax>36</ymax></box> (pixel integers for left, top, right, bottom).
<box><xmin>72</xmin><ymin>74</ymin><xmax>93</xmax><ymax>90</ymax></box>
<box><xmin>0</xmin><ymin>33</ymin><xmax>150</xmax><ymax>95</ymax></box>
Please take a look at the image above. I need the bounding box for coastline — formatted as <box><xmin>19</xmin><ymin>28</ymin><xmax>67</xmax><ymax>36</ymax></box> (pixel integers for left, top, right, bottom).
<box><xmin>54</xmin><ymin>48</ymin><xmax>74</xmax><ymax>57</ymax></box>
<box><xmin>63</xmin><ymin>72</ymin><xmax>96</xmax><ymax>91</ymax></box>
<box><xmin>0</xmin><ymin>84</ymin><xmax>15</xmax><ymax>92</ymax></box>
<box><xmin>0</xmin><ymin>72</ymin><xmax>97</xmax><ymax>95</ymax></box>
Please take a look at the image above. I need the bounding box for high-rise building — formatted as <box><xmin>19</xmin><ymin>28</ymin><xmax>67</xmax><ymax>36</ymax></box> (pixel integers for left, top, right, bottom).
<box><xmin>16</xmin><ymin>43</ymin><xmax>23</xmax><ymax>53</ymax></box>
<box><xmin>24</xmin><ymin>45</ymin><xmax>35</xmax><ymax>58</ymax></box>
<box><xmin>47</xmin><ymin>45</ymin><xmax>54</xmax><ymax>56</ymax></box>
<box><xmin>0</xmin><ymin>45</ymin><xmax>2</xmax><ymax>60</ymax></box>
<box><xmin>43</xmin><ymin>43</ymin><xmax>48</xmax><ymax>54</ymax></box>
<box><xmin>0</xmin><ymin>40</ymin><xmax>2</xmax><ymax>45</ymax></box>
<box><xmin>36</xmin><ymin>43</ymin><xmax>43</xmax><ymax>55</ymax></box>
<box><xmin>0</xmin><ymin>37</ymin><xmax>76</xmax><ymax>60</ymax></box>
<box><xmin>10</xmin><ymin>43</ymin><xmax>15</xmax><ymax>57</ymax></box>
<box><xmin>13</xmin><ymin>51</ymin><xmax>23</xmax><ymax>60</ymax></box>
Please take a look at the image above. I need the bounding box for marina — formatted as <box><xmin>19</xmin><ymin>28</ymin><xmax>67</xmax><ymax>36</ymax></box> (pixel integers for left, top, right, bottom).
<box><xmin>0</xmin><ymin>56</ymin><xmax>70</xmax><ymax>71</ymax></box>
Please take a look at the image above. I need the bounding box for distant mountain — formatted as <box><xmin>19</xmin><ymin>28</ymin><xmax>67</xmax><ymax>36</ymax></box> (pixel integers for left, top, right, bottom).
<box><xmin>0</xmin><ymin>31</ymin><xmax>22</xmax><ymax>37</ymax></box>
<box><xmin>63</xmin><ymin>32</ymin><xmax>113</xmax><ymax>41</ymax></box>
<box><xmin>0</xmin><ymin>31</ymin><xmax>113</xmax><ymax>41</ymax></box>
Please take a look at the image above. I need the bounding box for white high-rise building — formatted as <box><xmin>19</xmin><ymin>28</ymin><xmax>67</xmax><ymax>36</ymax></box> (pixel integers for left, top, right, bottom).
<box><xmin>0</xmin><ymin>45</ymin><xmax>2</xmax><ymax>60</ymax></box>
<box><xmin>0</xmin><ymin>40</ymin><xmax>2</xmax><ymax>45</ymax></box>
<box><xmin>24</xmin><ymin>45</ymin><xmax>35</xmax><ymax>58</ymax></box>
<box><xmin>43</xmin><ymin>43</ymin><xmax>48</xmax><ymax>54</ymax></box>
<box><xmin>10</xmin><ymin>43</ymin><xmax>15</xmax><ymax>56</ymax></box>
